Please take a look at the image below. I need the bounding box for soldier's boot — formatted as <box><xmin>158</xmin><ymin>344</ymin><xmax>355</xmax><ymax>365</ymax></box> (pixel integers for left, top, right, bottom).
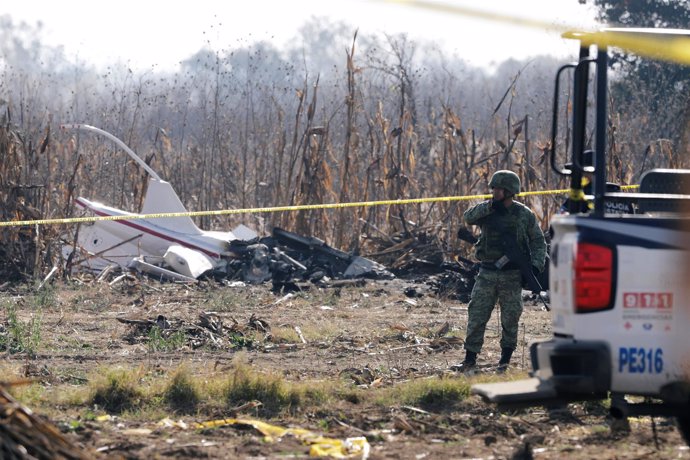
<box><xmin>450</xmin><ymin>350</ymin><xmax>477</xmax><ymax>372</ymax></box>
<box><xmin>496</xmin><ymin>347</ymin><xmax>514</xmax><ymax>373</ymax></box>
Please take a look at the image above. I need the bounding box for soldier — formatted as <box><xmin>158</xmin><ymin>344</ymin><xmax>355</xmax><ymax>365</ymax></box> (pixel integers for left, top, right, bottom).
<box><xmin>452</xmin><ymin>170</ymin><xmax>547</xmax><ymax>372</ymax></box>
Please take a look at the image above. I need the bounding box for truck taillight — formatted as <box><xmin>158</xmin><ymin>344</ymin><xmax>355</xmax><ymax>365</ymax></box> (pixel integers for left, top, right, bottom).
<box><xmin>574</xmin><ymin>242</ymin><xmax>613</xmax><ymax>313</ymax></box>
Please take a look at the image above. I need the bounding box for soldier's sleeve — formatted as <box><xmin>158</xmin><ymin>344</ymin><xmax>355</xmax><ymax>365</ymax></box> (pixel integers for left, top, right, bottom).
<box><xmin>464</xmin><ymin>200</ymin><xmax>493</xmax><ymax>226</ymax></box>
<box><xmin>527</xmin><ymin>211</ymin><xmax>547</xmax><ymax>271</ymax></box>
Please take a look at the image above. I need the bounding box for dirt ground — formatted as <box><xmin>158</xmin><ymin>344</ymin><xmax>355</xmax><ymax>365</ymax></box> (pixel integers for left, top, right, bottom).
<box><xmin>1</xmin><ymin>276</ymin><xmax>689</xmax><ymax>459</ymax></box>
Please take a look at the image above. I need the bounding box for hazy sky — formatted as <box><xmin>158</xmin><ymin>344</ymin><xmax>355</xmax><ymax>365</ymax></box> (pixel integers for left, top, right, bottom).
<box><xmin>4</xmin><ymin>0</ymin><xmax>600</xmax><ymax>71</ymax></box>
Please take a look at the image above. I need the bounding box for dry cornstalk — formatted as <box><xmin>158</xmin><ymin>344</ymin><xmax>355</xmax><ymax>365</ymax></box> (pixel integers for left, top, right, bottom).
<box><xmin>0</xmin><ymin>384</ymin><xmax>91</xmax><ymax>459</ymax></box>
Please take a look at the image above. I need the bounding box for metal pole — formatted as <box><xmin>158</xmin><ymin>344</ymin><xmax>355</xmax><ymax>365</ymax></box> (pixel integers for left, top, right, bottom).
<box><xmin>593</xmin><ymin>47</ymin><xmax>608</xmax><ymax>217</ymax></box>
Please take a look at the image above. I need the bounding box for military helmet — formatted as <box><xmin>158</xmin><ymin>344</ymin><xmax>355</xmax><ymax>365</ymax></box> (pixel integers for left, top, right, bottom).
<box><xmin>489</xmin><ymin>170</ymin><xmax>520</xmax><ymax>195</ymax></box>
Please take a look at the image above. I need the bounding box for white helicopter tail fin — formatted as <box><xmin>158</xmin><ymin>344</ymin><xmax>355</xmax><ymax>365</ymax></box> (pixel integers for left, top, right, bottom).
<box><xmin>141</xmin><ymin>178</ymin><xmax>203</xmax><ymax>235</ymax></box>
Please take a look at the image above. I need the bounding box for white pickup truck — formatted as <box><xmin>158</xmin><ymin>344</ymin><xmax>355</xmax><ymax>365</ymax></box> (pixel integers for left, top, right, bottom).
<box><xmin>471</xmin><ymin>28</ymin><xmax>690</xmax><ymax>445</ymax></box>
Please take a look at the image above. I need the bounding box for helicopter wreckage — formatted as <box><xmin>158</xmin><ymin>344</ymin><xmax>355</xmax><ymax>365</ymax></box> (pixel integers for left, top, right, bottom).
<box><xmin>62</xmin><ymin>125</ymin><xmax>395</xmax><ymax>288</ymax></box>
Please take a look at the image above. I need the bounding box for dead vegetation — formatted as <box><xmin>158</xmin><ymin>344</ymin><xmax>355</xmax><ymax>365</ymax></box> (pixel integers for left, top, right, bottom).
<box><xmin>2</xmin><ymin>38</ymin><xmax>687</xmax><ymax>285</ymax></box>
<box><xmin>0</xmin><ymin>381</ymin><xmax>89</xmax><ymax>460</ymax></box>
<box><xmin>2</xmin><ymin>22</ymin><xmax>690</xmax><ymax>459</ymax></box>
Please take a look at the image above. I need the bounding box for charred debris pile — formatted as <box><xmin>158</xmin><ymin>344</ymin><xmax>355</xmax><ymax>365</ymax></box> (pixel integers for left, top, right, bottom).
<box><xmin>71</xmin><ymin>225</ymin><xmax>479</xmax><ymax>300</ymax></box>
<box><xmin>197</xmin><ymin>226</ymin><xmax>477</xmax><ymax>299</ymax></box>
<box><xmin>357</xmin><ymin>225</ymin><xmax>479</xmax><ymax>302</ymax></box>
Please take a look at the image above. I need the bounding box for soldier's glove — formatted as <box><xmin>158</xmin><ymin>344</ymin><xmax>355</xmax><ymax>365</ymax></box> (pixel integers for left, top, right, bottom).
<box><xmin>491</xmin><ymin>199</ymin><xmax>507</xmax><ymax>214</ymax></box>
<box><xmin>532</xmin><ymin>265</ymin><xmax>542</xmax><ymax>275</ymax></box>
<box><xmin>457</xmin><ymin>227</ymin><xmax>478</xmax><ymax>244</ymax></box>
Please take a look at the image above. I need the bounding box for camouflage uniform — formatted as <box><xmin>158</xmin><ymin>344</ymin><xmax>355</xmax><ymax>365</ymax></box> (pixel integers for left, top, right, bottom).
<box><xmin>463</xmin><ymin>199</ymin><xmax>547</xmax><ymax>354</ymax></box>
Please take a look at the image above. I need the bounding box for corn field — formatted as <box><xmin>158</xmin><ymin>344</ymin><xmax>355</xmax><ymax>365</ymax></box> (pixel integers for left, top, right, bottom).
<box><xmin>1</xmin><ymin>23</ymin><xmax>688</xmax><ymax>281</ymax></box>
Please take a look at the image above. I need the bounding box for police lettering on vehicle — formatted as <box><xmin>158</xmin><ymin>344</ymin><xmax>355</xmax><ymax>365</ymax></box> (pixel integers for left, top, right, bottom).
<box><xmin>605</xmin><ymin>200</ymin><xmax>633</xmax><ymax>214</ymax></box>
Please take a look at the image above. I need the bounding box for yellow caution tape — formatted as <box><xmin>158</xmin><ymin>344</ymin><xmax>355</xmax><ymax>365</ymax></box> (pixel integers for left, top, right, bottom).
<box><xmin>568</xmin><ymin>188</ymin><xmax>587</xmax><ymax>202</ymax></box>
<box><xmin>158</xmin><ymin>417</ymin><xmax>370</xmax><ymax>458</ymax></box>
<box><xmin>564</xmin><ymin>30</ymin><xmax>690</xmax><ymax>66</ymax></box>
<box><xmin>379</xmin><ymin>1</ymin><xmax>690</xmax><ymax>65</ymax></box>
<box><xmin>380</xmin><ymin>0</ymin><xmax>567</xmax><ymax>35</ymax></box>
<box><xmin>0</xmin><ymin>185</ymin><xmax>639</xmax><ymax>228</ymax></box>
<box><xmin>0</xmin><ymin>192</ymin><xmax>495</xmax><ymax>228</ymax></box>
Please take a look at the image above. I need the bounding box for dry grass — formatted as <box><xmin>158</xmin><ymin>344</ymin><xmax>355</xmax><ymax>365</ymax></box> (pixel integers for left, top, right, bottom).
<box><xmin>164</xmin><ymin>365</ymin><xmax>201</xmax><ymax>414</ymax></box>
<box><xmin>89</xmin><ymin>366</ymin><xmax>146</xmax><ymax>414</ymax></box>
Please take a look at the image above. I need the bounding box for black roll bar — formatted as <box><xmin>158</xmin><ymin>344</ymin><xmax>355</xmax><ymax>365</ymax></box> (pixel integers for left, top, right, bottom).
<box><xmin>550</xmin><ymin>63</ymin><xmax>576</xmax><ymax>177</ymax></box>
<box><xmin>550</xmin><ymin>58</ymin><xmax>596</xmax><ymax>177</ymax></box>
